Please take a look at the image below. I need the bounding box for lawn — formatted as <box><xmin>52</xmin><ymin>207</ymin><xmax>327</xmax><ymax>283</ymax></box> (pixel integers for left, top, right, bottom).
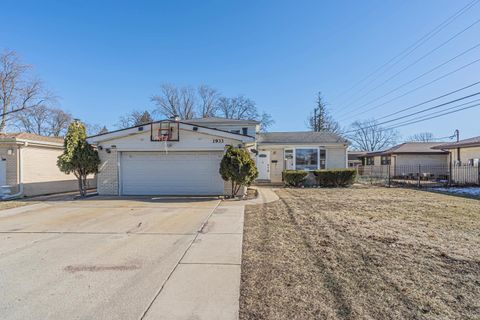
<box><xmin>240</xmin><ymin>186</ymin><xmax>480</xmax><ymax>320</ymax></box>
<box><xmin>0</xmin><ymin>200</ymin><xmax>35</xmax><ymax>211</ymax></box>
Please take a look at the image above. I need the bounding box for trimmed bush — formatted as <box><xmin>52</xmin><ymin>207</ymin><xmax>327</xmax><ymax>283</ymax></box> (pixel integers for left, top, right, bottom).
<box><xmin>313</xmin><ymin>169</ymin><xmax>357</xmax><ymax>187</ymax></box>
<box><xmin>283</xmin><ymin>170</ymin><xmax>309</xmax><ymax>187</ymax></box>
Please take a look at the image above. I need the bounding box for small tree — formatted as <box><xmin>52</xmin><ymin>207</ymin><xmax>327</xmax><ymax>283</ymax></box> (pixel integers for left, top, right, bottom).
<box><xmin>219</xmin><ymin>146</ymin><xmax>258</xmax><ymax>197</ymax></box>
<box><xmin>57</xmin><ymin>120</ymin><xmax>100</xmax><ymax>197</ymax></box>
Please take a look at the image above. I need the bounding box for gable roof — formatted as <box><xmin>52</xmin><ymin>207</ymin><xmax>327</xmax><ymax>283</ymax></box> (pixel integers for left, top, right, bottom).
<box><xmin>0</xmin><ymin>132</ymin><xmax>64</xmax><ymax>145</ymax></box>
<box><xmin>257</xmin><ymin>131</ymin><xmax>348</xmax><ymax>144</ymax></box>
<box><xmin>87</xmin><ymin>120</ymin><xmax>255</xmax><ymax>144</ymax></box>
<box><xmin>362</xmin><ymin>142</ymin><xmax>448</xmax><ymax>156</ymax></box>
<box><xmin>432</xmin><ymin>136</ymin><xmax>480</xmax><ymax>149</ymax></box>
<box><xmin>185</xmin><ymin>117</ymin><xmax>260</xmax><ymax>125</ymax></box>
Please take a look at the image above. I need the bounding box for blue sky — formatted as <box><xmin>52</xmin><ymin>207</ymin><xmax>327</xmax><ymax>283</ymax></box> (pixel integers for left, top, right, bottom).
<box><xmin>1</xmin><ymin>0</ymin><xmax>479</xmax><ymax>140</ymax></box>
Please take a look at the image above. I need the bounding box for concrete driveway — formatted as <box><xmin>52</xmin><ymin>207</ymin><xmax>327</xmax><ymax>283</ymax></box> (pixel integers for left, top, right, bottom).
<box><xmin>0</xmin><ymin>196</ymin><xmax>244</xmax><ymax>320</ymax></box>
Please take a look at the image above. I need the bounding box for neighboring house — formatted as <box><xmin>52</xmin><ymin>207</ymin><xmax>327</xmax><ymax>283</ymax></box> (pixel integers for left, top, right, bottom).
<box><xmin>433</xmin><ymin>136</ymin><xmax>480</xmax><ymax>166</ymax></box>
<box><xmin>360</xmin><ymin>142</ymin><xmax>449</xmax><ymax>168</ymax></box>
<box><xmin>347</xmin><ymin>151</ymin><xmax>366</xmax><ymax>168</ymax></box>
<box><xmin>87</xmin><ymin>119</ymin><xmax>348</xmax><ymax>195</ymax></box>
<box><xmin>0</xmin><ymin>133</ymin><xmax>87</xmax><ymax>197</ymax></box>
<box><xmin>255</xmin><ymin>131</ymin><xmax>348</xmax><ymax>183</ymax></box>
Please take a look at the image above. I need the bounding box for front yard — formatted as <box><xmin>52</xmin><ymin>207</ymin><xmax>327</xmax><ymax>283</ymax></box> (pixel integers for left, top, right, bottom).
<box><xmin>240</xmin><ymin>186</ymin><xmax>480</xmax><ymax>319</ymax></box>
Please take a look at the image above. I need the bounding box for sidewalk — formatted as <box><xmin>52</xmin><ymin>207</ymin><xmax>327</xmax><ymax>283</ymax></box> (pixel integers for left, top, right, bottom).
<box><xmin>141</xmin><ymin>187</ymin><xmax>278</xmax><ymax>320</ymax></box>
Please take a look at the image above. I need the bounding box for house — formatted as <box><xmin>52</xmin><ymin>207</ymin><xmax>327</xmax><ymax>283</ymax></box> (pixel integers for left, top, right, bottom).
<box><xmin>359</xmin><ymin>142</ymin><xmax>449</xmax><ymax>179</ymax></box>
<box><xmin>255</xmin><ymin>131</ymin><xmax>348</xmax><ymax>183</ymax></box>
<box><xmin>347</xmin><ymin>151</ymin><xmax>366</xmax><ymax>168</ymax></box>
<box><xmin>0</xmin><ymin>133</ymin><xmax>89</xmax><ymax>198</ymax></box>
<box><xmin>360</xmin><ymin>142</ymin><xmax>449</xmax><ymax>168</ymax></box>
<box><xmin>432</xmin><ymin>136</ymin><xmax>480</xmax><ymax>166</ymax></box>
<box><xmin>87</xmin><ymin>119</ymin><xmax>349</xmax><ymax>196</ymax></box>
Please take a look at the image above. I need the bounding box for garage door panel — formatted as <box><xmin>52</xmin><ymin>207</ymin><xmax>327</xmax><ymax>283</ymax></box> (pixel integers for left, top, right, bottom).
<box><xmin>121</xmin><ymin>152</ymin><xmax>224</xmax><ymax>195</ymax></box>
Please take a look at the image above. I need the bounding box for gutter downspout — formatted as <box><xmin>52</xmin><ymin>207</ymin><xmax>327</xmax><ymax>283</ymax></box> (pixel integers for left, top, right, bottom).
<box><xmin>2</xmin><ymin>144</ymin><xmax>24</xmax><ymax>200</ymax></box>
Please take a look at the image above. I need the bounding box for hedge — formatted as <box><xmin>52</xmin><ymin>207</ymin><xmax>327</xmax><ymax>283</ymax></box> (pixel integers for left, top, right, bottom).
<box><xmin>313</xmin><ymin>169</ymin><xmax>357</xmax><ymax>187</ymax></box>
<box><xmin>283</xmin><ymin>170</ymin><xmax>309</xmax><ymax>187</ymax></box>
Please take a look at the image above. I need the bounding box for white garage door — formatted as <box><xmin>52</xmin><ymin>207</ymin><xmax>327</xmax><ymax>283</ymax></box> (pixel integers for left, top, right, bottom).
<box><xmin>120</xmin><ymin>151</ymin><xmax>224</xmax><ymax>195</ymax></box>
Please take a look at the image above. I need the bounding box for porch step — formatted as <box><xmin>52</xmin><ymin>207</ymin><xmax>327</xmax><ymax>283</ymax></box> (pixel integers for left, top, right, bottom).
<box><xmin>254</xmin><ymin>180</ymin><xmax>284</xmax><ymax>186</ymax></box>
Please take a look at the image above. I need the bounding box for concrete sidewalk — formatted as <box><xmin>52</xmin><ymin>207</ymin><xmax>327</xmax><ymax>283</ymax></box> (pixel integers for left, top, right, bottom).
<box><xmin>141</xmin><ymin>187</ymin><xmax>278</xmax><ymax>320</ymax></box>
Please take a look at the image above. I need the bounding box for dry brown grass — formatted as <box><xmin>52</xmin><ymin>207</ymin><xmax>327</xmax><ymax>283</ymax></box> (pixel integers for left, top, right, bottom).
<box><xmin>240</xmin><ymin>186</ymin><xmax>480</xmax><ymax>320</ymax></box>
<box><xmin>0</xmin><ymin>200</ymin><xmax>34</xmax><ymax>211</ymax></box>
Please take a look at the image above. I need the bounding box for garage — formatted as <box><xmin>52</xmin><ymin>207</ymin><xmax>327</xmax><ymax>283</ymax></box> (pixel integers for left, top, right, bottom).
<box><xmin>120</xmin><ymin>151</ymin><xmax>225</xmax><ymax>195</ymax></box>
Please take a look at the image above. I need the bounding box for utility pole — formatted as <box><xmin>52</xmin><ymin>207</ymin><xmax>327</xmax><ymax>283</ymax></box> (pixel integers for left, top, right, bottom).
<box><xmin>454</xmin><ymin>129</ymin><xmax>460</xmax><ymax>162</ymax></box>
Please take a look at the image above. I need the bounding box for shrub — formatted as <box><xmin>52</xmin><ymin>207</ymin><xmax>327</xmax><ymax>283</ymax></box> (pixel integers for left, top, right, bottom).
<box><xmin>283</xmin><ymin>170</ymin><xmax>309</xmax><ymax>187</ymax></box>
<box><xmin>220</xmin><ymin>146</ymin><xmax>258</xmax><ymax>197</ymax></box>
<box><xmin>313</xmin><ymin>169</ymin><xmax>357</xmax><ymax>187</ymax></box>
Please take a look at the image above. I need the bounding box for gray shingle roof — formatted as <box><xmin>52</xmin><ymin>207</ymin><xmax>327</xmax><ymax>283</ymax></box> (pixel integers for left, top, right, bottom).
<box><xmin>364</xmin><ymin>142</ymin><xmax>448</xmax><ymax>156</ymax></box>
<box><xmin>257</xmin><ymin>131</ymin><xmax>348</xmax><ymax>144</ymax></box>
<box><xmin>185</xmin><ymin>117</ymin><xmax>260</xmax><ymax>125</ymax></box>
<box><xmin>432</xmin><ymin>136</ymin><xmax>480</xmax><ymax>149</ymax></box>
<box><xmin>0</xmin><ymin>132</ymin><xmax>64</xmax><ymax>144</ymax></box>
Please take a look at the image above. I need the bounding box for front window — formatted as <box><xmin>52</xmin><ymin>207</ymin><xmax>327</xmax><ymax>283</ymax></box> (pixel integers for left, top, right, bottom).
<box><xmin>365</xmin><ymin>157</ymin><xmax>375</xmax><ymax>165</ymax></box>
<box><xmin>295</xmin><ymin>148</ymin><xmax>318</xmax><ymax>171</ymax></box>
<box><xmin>381</xmin><ymin>155</ymin><xmax>391</xmax><ymax>165</ymax></box>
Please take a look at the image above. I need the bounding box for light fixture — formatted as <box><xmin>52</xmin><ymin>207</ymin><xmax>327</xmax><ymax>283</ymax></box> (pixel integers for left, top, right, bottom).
<box><xmin>7</xmin><ymin>149</ymin><xmax>13</xmax><ymax>156</ymax></box>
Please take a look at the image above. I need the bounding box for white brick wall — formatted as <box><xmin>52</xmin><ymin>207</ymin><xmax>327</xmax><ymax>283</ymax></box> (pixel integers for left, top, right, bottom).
<box><xmin>97</xmin><ymin>148</ymin><xmax>119</xmax><ymax>195</ymax></box>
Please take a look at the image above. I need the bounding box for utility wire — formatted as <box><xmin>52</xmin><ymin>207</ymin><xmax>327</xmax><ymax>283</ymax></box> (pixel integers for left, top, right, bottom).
<box><xmin>332</xmin><ymin>0</ymin><xmax>480</xmax><ymax>103</ymax></box>
<box><xmin>339</xmin><ymin>57</ymin><xmax>480</xmax><ymax>122</ymax></box>
<box><xmin>375</xmin><ymin>81</ymin><xmax>480</xmax><ymax>121</ymax></box>
<box><xmin>386</xmin><ymin>102</ymin><xmax>480</xmax><ymax>130</ymax></box>
<box><xmin>337</xmin><ymin>42</ymin><xmax>480</xmax><ymax>121</ymax></box>
<box><xmin>336</xmin><ymin>16</ymin><xmax>480</xmax><ymax>117</ymax></box>
<box><xmin>341</xmin><ymin>92</ymin><xmax>480</xmax><ymax>134</ymax></box>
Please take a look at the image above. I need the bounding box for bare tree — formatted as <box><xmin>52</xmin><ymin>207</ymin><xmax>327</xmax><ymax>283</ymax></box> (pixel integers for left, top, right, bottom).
<box><xmin>407</xmin><ymin>132</ymin><xmax>435</xmax><ymax>142</ymax></box>
<box><xmin>307</xmin><ymin>92</ymin><xmax>340</xmax><ymax>134</ymax></box>
<box><xmin>13</xmin><ymin>105</ymin><xmax>72</xmax><ymax>136</ymax></box>
<box><xmin>179</xmin><ymin>86</ymin><xmax>196</xmax><ymax>119</ymax></box>
<box><xmin>259</xmin><ymin>112</ymin><xmax>274</xmax><ymax>132</ymax></box>
<box><xmin>198</xmin><ymin>85</ymin><xmax>219</xmax><ymax>117</ymax></box>
<box><xmin>152</xmin><ymin>84</ymin><xmax>197</xmax><ymax>119</ymax></box>
<box><xmin>85</xmin><ymin>123</ymin><xmax>108</xmax><ymax>136</ymax></box>
<box><xmin>0</xmin><ymin>50</ymin><xmax>50</xmax><ymax>132</ymax></box>
<box><xmin>217</xmin><ymin>95</ymin><xmax>258</xmax><ymax>120</ymax></box>
<box><xmin>116</xmin><ymin>110</ymin><xmax>153</xmax><ymax>129</ymax></box>
<box><xmin>347</xmin><ymin>119</ymin><xmax>399</xmax><ymax>151</ymax></box>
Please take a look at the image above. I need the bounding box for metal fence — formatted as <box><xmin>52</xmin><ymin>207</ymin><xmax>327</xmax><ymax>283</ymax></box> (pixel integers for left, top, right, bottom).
<box><xmin>357</xmin><ymin>164</ymin><xmax>480</xmax><ymax>188</ymax></box>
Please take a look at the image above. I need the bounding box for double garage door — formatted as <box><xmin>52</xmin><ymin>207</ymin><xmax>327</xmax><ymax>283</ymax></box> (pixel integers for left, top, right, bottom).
<box><xmin>120</xmin><ymin>151</ymin><xmax>224</xmax><ymax>195</ymax></box>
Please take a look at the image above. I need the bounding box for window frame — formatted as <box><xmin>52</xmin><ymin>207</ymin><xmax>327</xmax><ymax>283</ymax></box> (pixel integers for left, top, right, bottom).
<box><xmin>285</xmin><ymin>147</ymin><xmax>327</xmax><ymax>171</ymax></box>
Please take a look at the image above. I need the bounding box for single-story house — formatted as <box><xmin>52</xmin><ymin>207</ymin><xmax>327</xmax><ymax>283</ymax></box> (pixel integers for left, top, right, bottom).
<box><xmin>87</xmin><ymin>119</ymin><xmax>349</xmax><ymax>196</ymax></box>
<box><xmin>347</xmin><ymin>151</ymin><xmax>366</xmax><ymax>168</ymax></box>
<box><xmin>0</xmin><ymin>133</ymin><xmax>89</xmax><ymax>197</ymax></box>
<box><xmin>360</xmin><ymin>142</ymin><xmax>449</xmax><ymax>168</ymax></box>
<box><xmin>432</xmin><ymin>136</ymin><xmax>480</xmax><ymax>166</ymax></box>
<box><xmin>255</xmin><ymin>131</ymin><xmax>348</xmax><ymax>183</ymax></box>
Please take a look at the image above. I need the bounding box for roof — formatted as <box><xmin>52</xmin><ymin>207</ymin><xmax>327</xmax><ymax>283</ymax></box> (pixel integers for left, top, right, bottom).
<box><xmin>257</xmin><ymin>131</ymin><xmax>348</xmax><ymax>144</ymax></box>
<box><xmin>0</xmin><ymin>132</ymin><xmax>64</xmax><ymax>145</ymax></box>
<box><xmin>185</xmin><ymin>117</ymin><xmax>260</xmax><ymax>125</ymax></box>
<box><xmin>361</xmin><ymin>142</ymin><xmax>448</xmax><ymax>156</ymax></box>
<box><xmin>432</xmin><ymin>136</ymin><xmax>480</xmax><ymax>149</ymax></box>
<box><xmin>348</xmin><ymin>151</ymin><xmax>366</xmax><ymax>160</ymax></box>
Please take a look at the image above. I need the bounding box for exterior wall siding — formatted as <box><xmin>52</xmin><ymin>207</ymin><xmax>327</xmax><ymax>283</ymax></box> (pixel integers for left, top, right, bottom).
<box><xmin>394</xmin><ymin>154</ymin><xmax>448</xmax><ymax>167</ymax></box>
<box><xmin>326</xmin><ymin>147</ymin><xmax>347</xmax><ymax>169</ymax></box>
<box><xmin>450</xmin><ymin>146</ymin><xmax>480</xmax><ymax>163</ymax></box>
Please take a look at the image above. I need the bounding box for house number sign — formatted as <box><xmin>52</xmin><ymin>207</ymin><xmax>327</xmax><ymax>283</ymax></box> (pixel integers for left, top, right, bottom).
<box><xmin>212</xmin><ymin>138</ymin><xmax>224</xmax><ymax>143</ymax></box>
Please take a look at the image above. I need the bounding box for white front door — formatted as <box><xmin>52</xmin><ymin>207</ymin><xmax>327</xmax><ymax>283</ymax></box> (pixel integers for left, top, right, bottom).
<box><xmin>257</xmin><ymin>152</ymin><xmax>270</xmax><ymax>180</ymax></box>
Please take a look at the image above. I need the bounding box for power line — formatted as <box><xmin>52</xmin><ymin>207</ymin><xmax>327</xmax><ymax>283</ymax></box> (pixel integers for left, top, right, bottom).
<box><xmin>336</xmin><ymin>42</ymin><xmax>480</xmax><ymax>121</ymax></box>
<box><xmin>387</xmin><ymin>102</ymin><xmax>480</xmax><ymax>130</ymax></box>
<box><xmin>341</xmin><ymin>92</ymin><xmax>480</xmax><ymax>134</ymax></box>
<box><xmin>331</xmin><ymin>0</ymin><xmax>480</xmax><ymax>103</ymax></box>
<box><xmin>336</xmin><ymin>16</ymin><xmax>480</xmax><ymax>116</ymax></box>
<box><xmin>375</xmin><ymin>81</ymin><xmax>480</xmax><ymax>121</ymax></box>
<box><xmin>339</xmin><ymin>56</ymin><xmax>480</xmax><ymax>122</ymax></box>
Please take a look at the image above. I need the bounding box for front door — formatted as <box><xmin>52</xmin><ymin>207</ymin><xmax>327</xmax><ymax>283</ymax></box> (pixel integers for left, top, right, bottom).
<box><xmin>257</xmin><ymin>152</ymin><xmax>270</xmax><ymax>180</ymax></box>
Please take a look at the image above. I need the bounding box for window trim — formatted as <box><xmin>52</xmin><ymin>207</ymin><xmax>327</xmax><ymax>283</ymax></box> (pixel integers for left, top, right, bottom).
<box><xmin>285</xmin><ymin>147</ymin><xmax>327</xmax><ymax>171</ymax></box>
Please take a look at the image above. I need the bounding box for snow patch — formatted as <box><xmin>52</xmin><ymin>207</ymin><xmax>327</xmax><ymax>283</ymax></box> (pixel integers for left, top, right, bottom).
<box><xmin>432</xmin><ymin>187</ymin><xmax>480</xmax><ymax>197</ymax></box>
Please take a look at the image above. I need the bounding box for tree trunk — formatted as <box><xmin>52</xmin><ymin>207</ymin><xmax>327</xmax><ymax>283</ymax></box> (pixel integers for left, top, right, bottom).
<box><xmin>77</xmin><ymin>177</ymin><xmax>84</xmax><ymax>197</ymax></box>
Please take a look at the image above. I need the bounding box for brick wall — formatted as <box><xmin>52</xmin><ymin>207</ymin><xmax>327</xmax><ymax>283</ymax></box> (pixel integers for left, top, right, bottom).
<box><xmin>0</xmin><ymin>145</ymin><xmax>19</xmax><ymax>193</ymax></box>
<box><xmin>97</xmin><ymin>148</ymin><xmax>119</xmax><ymax>195</ymax></box>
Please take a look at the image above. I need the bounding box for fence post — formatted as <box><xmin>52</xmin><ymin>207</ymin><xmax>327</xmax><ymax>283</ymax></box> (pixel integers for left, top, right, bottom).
<box><xmin>417</xmin><ymin>164</ymin><xmax>421</xmax><ymax>188</ymax></box>
<box><xmin>388</xmin><ymin>164</ymin><xmax>391</xmax><ymax>187</ymax></box>
<box><xmin>448</xmin><ymin>161</ymin><xmax>452</xmax><ymax>187</ymax></box>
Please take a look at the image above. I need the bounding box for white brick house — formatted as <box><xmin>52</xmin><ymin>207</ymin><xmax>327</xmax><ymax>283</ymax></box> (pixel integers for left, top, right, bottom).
<box><xmin>87</xmin><ymin>118</ymin><xmax>349</xmax><ymax>196</ymax></box>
